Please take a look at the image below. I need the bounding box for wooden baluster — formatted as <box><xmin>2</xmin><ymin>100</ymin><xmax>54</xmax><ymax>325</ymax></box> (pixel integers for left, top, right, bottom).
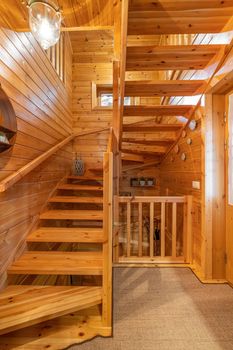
<box><xmin>138</xmin><ymin>202</ymin><xmax>142</xmax><ymax>257</ymax></box>
<box><xmin>127</xmin><ymin>201</ymin><xmax>131</xmax><ymax>257</ymax></box>
<box><xmin>150</xmin><ymin>202</ymin><xmax>154</xmax><ymax>258</ymax></box>
<box><xmin>113</xmin><ymin>195</ymin><xmax>120</xmax><ymax>263</ymax></box>
<box><xmin>161</xmin><ymin>202</ymin><xmax>165</xmax><ymax>257</ymax></box>
<box><xmin>183</xmin><ymin>202</ymin><xmax>187</xmax><ymax>262</ymax></box>
<box><xmin>172</xmin><ymin>203</ymin><xmax>177</xmax><ymax>258</ymax></box>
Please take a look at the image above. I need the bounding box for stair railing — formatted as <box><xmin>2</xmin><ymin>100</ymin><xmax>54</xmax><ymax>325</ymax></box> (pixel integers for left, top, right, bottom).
<box><xmin>114</xmin><ymin>195</ymin><xmax>193</xmax><ymax>264</ymax></box>
<box><xmin>0</xmin><ymin>128</ymin><xmax>109</xmax><ymax>193</ymax></box>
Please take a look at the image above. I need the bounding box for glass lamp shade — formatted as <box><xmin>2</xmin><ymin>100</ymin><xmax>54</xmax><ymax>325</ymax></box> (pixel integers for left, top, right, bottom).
<box><xmin>29</xmin><ymin>1</ymin><xmax>61</xmax><ymax>50</ymax></box>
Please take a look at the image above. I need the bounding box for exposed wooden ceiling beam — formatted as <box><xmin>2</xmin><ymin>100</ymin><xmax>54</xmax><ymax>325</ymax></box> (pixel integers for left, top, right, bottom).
<box><xmin>124</xmin><ymin>80</ymin><xmax>206</xmax><ymax>96</ymax></box>
<box><xmin>123</xmin><ymin>105</ymin><xmax>194</xmax><ymax>117</ymax></box>
<box><xmin>61</xmin><ymin>26</ymin><xmax>114</xmax><ymax>32</ymax></box>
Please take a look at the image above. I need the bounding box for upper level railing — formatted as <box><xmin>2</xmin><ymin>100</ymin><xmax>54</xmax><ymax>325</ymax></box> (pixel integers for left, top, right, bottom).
<box><xmin>114</xmin><ymin>195</ymin><xmax>193</xmax><ymax>264</ymax></box>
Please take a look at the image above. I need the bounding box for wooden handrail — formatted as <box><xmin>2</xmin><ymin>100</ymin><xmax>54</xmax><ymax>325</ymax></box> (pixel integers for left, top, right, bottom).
<box><xmin>107</xmin><ymin>127</ymin><xmax>114</xmax><ymax>153</ymax></box>
<box><xmin>0</xmin><ymin>127</ymin><xmax>109</xmax><ymax>193</ymax></box>
<box><xmin>118</xmin><ymin>196</ymin><xmax>187</xmax><ymax>203</ymax></box>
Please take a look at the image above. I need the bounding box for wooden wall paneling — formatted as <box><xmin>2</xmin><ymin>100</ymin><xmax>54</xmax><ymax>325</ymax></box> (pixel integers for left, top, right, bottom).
<box><xmin>0</xmin><ymin>28</ymin><xmax>73</xmax><ymax>287</ymax></box>
<box><xmin>71</xmin><ymin>30</ymin><xmax>114</xmax><ymax>170</ymax></box>
<box><xmin>226</xmin><ymin>91</ymin><xmax>233</xmax><ymax>284</ymax></box>
<box><xmin>160</xmin><ymin>110</ymin><xmax>202</xmax><ymax>270</ymax></box>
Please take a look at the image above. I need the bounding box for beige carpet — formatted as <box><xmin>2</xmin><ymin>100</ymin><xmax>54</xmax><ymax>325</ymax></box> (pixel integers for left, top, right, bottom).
<box><xmin>70</xmin><ymin>268</ymin><xmax>233</xmax><ymax>350</ymax></box>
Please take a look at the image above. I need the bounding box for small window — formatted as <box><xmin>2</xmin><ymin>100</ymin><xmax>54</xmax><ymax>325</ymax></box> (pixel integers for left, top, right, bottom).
<box><xmin>100</xmin><ymin>93</ymin><xmax>113</xmax><ymax>107</ymax></box>
<box><xmin>228</xmin><ymin>94</ymin><xmax>233</xmax><ymax>205</ymax></box>
<box><xmin>100</xmin><ymin>93</ymin><xmax>131</xmax><ymax>107</ymax></box>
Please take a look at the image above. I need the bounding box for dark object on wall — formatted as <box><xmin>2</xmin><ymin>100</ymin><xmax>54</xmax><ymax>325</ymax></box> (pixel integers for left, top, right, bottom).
<box><xmin>0</xmin><ymin>86</ymin><xmax>17</xmax><ymax>154</ymax></box>
<box><xmin>130</xmin><ymin>177</ymin><xmax>155</xmax><ymax>187</ymax></box>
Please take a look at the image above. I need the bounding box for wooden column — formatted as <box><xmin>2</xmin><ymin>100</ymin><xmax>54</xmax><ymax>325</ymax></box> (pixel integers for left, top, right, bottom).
<box><xmin>102</xmin><ymin>152</ymin><xmax>113</xmax><ymax>328</ymax></box>
<box><xmin>203</xmin><ymin>94</ymin><xmax>226</xmax><ymax>280</ymax></box>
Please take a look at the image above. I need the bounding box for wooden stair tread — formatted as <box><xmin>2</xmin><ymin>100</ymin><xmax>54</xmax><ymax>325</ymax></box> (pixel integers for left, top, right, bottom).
<box><xmin>40</xmin><ymin>210</ymin><xmax>103</xmax><ymax>220</ymax></box>
<box><xmin>8</xmin><ymin>251</ymin><xmax>103</xmax><ymax>275</ymax></box>
<box><xmin>67</xmin><ymin>175</ymin><xmax>103</xmax><ymax>181</ymax></box>
<box><xmin>126</xmin><ymin>44</ymin><xmax>223</xmax><ymax>71</ymax></box>
<box><xmin>123</xmin><ymin>124</ymin><xmax>182</xmax><ymax>132</ymax></box>
<box><xmin>57</xmin><ymin>184</ymin><xmax>103</xmax><ymax>191</ymax></box>
<box><xmin>27</xmin><ymin>227</ymin><xmax>104</xmax><ymax>243</ymax></box>
<box><xmin>49</xmin><ymin>196</ymin><xmax>103</xmax><ymax>203</ymax></box>
<box><xmin>124</xmin><ymin>80</ymin><xmax>205</xmax><ymax>96</ymax></box>
<box><xmin>128</xmin><ymin>5</ymin><xmax>233</xmax><ymax>35</ymax></box>
<box><xmin>123</xmin><ymin>105</ymin><xmax>194</xmax><ymax>117</ymax></box>
<box><xmin>0</xmin><ymin>285</ymin><xmax>102</xmax><ymax>335</ymax></box>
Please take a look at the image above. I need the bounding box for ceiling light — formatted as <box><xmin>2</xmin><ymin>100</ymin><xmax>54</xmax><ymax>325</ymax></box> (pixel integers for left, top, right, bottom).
<box><xmin>28</xmin><ymin>1</ymin><xmax>62</xmax><ymax>50</ymax></box>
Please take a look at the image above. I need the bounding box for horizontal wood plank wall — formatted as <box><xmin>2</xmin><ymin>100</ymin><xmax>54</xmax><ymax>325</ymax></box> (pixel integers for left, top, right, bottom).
<box><xmin>71</xmin><ymin>30</ymin><xmax>114</xmax><ymax>170</ymax></box>
<box><xmin>0</xmin><ymin>28</ymin><xmax>73</xmax><ymax>288</ymax></box>
<box><xmin>120</xmin><ymin>167</ymin><xmax>160</xmax><ymax>196</ymax></box>
<box><xmin>160</xmin><ymin>112</ymin><xmax>202</xmax><ymax>269</ymax></box>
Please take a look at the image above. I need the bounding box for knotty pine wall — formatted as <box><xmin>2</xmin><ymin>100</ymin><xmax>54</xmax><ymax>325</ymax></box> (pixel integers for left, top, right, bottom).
<box><xmin>0</xmin><ymin>28</ymin><xmax>73</xmax><ymax>288</ymax></box>
<box><xmin>71</xmin><ymin>30</ymin><xmax>113</xmax><ymax>169</ymax></box>
<box><xmin>160</xmin><ymin>112</ymin><xmax>202</xmax><ymax>269</ymax></box>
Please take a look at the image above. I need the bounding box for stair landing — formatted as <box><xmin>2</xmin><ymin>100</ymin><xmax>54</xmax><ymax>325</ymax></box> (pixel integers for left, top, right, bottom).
<box><xmin>0</xmin><ymin>285</ymin><xmax>102</xmax><ymax>336</ymax></box>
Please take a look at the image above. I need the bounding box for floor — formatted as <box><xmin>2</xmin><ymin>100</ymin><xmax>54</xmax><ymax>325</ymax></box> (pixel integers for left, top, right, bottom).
<box><xmin>70</xmin><ymin>267</ymin><xmax>233</xmax><ymax>350</ymax></box>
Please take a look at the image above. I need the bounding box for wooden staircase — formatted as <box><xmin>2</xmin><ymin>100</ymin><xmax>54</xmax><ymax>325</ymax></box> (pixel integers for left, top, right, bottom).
<box><xmin>118</xmin><ymin>0</ymin><xmax>233</xmax><ymax>169</ymax></box>
<box><xmin>0</xmin><ymin>173</ymin><xmax>112</xmax><ymax>339</ymax></box>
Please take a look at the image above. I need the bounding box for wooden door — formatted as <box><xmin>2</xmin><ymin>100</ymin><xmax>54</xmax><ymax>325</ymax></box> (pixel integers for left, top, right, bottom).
<box><xmin>226</xmin><ymin>92</ymin><xmax>233</xmax><ymax>284</ymax></box>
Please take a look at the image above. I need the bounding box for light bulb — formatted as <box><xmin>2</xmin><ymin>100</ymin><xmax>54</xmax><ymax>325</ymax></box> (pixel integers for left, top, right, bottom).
<box><xmin>29</xmin><ymin>2</ymin><xmax>61</xmax><ymax>50</ymax></box>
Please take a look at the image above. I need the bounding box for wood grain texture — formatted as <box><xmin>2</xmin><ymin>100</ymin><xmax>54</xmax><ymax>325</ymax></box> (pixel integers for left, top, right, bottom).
<box><xmin>0</xmin><ymin>28</ymin><xmax>73</xmax><ymax>288</ymax></box>
<box><xmin>0</xmin><ymin>286</ymin><xmax>102</xmax><ymax>335</ymax></box>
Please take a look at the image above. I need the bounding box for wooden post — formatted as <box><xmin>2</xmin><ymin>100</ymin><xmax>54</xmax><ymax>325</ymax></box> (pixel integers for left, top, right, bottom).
<box><xmin>161</xmin><ymin>202</ymin><xmax>165</xmax><ymax>257</ymax></box>
<box><xmin>186</xmin><ymin>195</ymin><xmax>193</xmax><ymax>264</ymax></box>
<box><xmin>172</xmin><ymin>203</ymin><xmax>177</xmax><ymax>258</ymax></box>
<box><xmin>150</xmin><ymin>202</ymin><xmax>154</xmax><ymax>258</ymax></box>
<box><xmin>113</xmin><ymin>195</ymin><xmax>120</xmax><ymax>263</ymax></box>
<box><xmin>127</xmin><ymin>201</ymin><xmax>131</xmax><ymax>257</ymax></box>
<box><xmin>138</xmin><ymin>202</ymin><xmax>143</xmax><ymax>257</ymax></box>
<box><xmin>102</xmin><ymin>152</ymin><xmax>113</xmax><ymax>328</ymax></box>
<box><xmin>183</xmin><ymin>202</ymin><xmax>188</xmax><ymax>262</ymax></box>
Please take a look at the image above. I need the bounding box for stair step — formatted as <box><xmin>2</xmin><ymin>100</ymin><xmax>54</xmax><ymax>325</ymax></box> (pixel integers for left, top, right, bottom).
<box><xmin>123</xmin><ymin>124</ymin><xmax>182</xmax><ymax>133</ymax></box>
<box><xmin>8</xmin><ymin>251</ymin><xmax>103</xmax><ymax>275</ymax></box>
<box><xmin>40</xmin><ymin>210</ymin><xmax>103</xmax><ymax>220</ymax></box>
<box><xmin>126</xmin><ymin>44</ymin><xmax>222</xmax><ymax>71</ymax></box>
<box><xmin>125</xmin><ymin>80</ymin><xmax>205</xmax><ymax>97</ymax></box>
<box><xmin>27</xmin><ymin>227</ymin><xmax>104</xmax><ymax>243</ymax></box>
<box><xmin>128</xmin><ymin>5</ymin><xmax>232</xmax><ymax>35</ymax></box>
<box><xmin>123</xmin><ymin>105</ymin><xmax>194</xmax><ymax>117</ymax></box>
<box><xmin>67</xmin><ymin>175</ymin><xmax>103</xmax><ymax>181</ymax></box>
<box><xmin>49</xmin><ymin>196</ymin><xmax>103</xmax><ymax>204</ymax></box>
<box><xmin>0</xmin><ymin>285</ymin><xmax>102</xmax><ymax>335</ymax></box>
<box><xmin>57</xmin><ymin>184</ymin><xmax>103</xmax><ymax>191</ymax></box>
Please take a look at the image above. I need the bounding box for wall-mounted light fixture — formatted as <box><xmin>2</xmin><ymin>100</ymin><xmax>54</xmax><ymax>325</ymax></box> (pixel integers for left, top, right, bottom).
<box><xmin>27</xmin><ymin>0</ymin><xmax>62</xmax><ymax>50</ymax></box>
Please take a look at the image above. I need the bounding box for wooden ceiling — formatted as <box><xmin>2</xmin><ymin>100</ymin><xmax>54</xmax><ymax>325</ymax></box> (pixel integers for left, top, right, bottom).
<box><xmin>0</xmin><ymin>0</ymin><xmax>113</xmax><ymax>31</ymax></box>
